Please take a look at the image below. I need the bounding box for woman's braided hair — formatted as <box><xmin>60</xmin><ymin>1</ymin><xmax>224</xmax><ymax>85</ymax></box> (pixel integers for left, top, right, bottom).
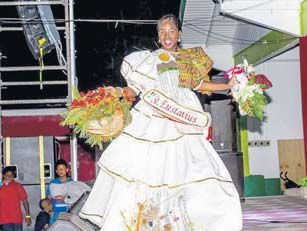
<box><xmin>156</xmin><ymin>14</ymin><xmax>182</xmax><ymax>32</ymax></box>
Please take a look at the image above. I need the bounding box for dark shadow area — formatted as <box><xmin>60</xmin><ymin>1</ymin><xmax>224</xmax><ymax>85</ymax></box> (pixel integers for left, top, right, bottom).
<box><xmin>0</xmin><ymin>0</ymin><xmax>180</xmax><ymax>108</ymax></box>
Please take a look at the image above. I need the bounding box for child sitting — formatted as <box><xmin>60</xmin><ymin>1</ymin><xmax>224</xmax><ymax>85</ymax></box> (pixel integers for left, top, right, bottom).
<box><xmin>47</xmin><ymin>159</ymin><xmax>73</xmax><ymax>225</ymax></box>
<box><xmin>34</xmin><ymin>198</ymin><xmax>53</xmax><ymax>231</ymax></box>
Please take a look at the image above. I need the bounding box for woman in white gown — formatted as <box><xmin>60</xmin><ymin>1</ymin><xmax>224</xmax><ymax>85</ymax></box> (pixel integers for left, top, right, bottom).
<box><xmin>79</xmin><ymin>14</ymin><xmax>242</xmax><ymax>231</ymax></box>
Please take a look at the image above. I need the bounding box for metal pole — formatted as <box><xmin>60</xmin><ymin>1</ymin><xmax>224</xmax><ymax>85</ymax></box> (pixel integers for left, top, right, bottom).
<box><xmin>69</xmin><ymin>0</ymin><xmax>76</xmax><ymax>92</ymax></box>
<box><xmin>66</xmin><ymin>0</ymin><xmax>78</xmax><ymax>180</ymax></box>
<box><xmin>0</xmin><ymin>52</ymin><xmax>3</xmax><ymax>178</ymax></box>
<box><xmin>0</xmin><ymin>65</ymin><xmax>66</xmax><ymax>72</ymax></box>
<box><xmin>0</xmin><ymin>98</ymin><xmax>67</xmax><ymax>105</ymax></box>
<box><xmin>0</xmin><ymin>26</ymin><xmax>66</xmax><ymax>32</ymax></box>
<box><xmin>0</xmin><ymin>1</ymin><xmax>64</xmax><ymax>6</ymax></box>
<box><xmin>1</xmin><ymin>81</ymin><xmax>68</xmax><ymax>86</ymax></box>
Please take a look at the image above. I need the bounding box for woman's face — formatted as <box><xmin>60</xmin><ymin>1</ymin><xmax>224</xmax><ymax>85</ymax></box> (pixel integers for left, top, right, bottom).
<box><xmin>158</xmin><ymin>19</ymin><xmax>181</xmax><ymax>52</ymax></box>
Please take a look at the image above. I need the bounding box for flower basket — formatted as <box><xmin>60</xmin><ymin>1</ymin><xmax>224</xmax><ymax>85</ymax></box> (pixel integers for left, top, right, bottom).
<box><xmin>225</xmin><ymin>60</ymin><xmax>272</xmax><ymax>120</ymax></box>
<box><xmin>61</xmin><ymin>86</ymin><xmax>132</xmax><ymax>149</ymax></box>
<box><xmin>86</xmin><ymin>112</ymin><xmax>124</xmax><ymax>136</ymax></box>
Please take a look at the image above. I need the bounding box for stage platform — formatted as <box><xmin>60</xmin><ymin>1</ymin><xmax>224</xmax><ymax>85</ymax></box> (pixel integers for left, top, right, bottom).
<box><xmin>50</xmin><ymin>194</ymin><xmax>307</xmax><ymax>231</ymax></box>
<box><xmin>243</xmin><ymin>196</ymin><xmax>307</xmax><ymax>230</ymax></box>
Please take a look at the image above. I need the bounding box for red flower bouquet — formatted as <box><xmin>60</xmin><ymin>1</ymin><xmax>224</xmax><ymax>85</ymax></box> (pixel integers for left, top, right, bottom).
<box><xmin>61</xmin><ymin>86</ymin><xmax>133</xmax><ymax>149</ymax></box>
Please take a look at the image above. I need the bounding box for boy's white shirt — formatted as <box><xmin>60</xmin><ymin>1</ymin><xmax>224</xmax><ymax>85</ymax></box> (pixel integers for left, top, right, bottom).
<box><xmin>49</xmin><ymin>181</ymin><xmax>91</xmax><ymax>205</ymax></box>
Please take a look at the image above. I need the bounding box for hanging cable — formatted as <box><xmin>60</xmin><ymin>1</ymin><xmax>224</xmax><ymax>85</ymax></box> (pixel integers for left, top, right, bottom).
<box><xmin>38</xmin><ymin>37</ymin><xmax>46</xmax><ymax>90</ymax></box>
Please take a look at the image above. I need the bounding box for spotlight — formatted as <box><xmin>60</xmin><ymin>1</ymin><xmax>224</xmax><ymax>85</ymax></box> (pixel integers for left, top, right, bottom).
<box><xmin>16</xmin><ymin>1</ymin><xmax>61</xmax><ymax>60</ymax></box>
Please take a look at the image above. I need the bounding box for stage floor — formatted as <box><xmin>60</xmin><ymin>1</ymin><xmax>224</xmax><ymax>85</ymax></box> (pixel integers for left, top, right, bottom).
<box><xmin>242</xmin><ymin>196</ymin><xmax>307</xmax><ymax>230</ymax></box>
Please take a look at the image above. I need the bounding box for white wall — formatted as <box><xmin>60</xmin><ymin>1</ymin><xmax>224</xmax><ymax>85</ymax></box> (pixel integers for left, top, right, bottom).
<box><xmin>204</xmin><ymin>45</ymin><xmax>234</xmax><ymax>71</ymax></box>
<box><xmin>182</xmin><ymin>44</ymin><xmax>234</xmax><ymax>71</ymax></box>
<box><xmin>247</xmin><ymin>47</ymin><xmax>303</xmax><ymax>178</ymax></box>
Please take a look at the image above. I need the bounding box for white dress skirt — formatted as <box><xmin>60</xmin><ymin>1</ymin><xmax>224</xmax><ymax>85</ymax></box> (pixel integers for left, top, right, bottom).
<box><xmin>79</xmin><ymin>49</ymin><xmax>242</xmax><ymax>231</ymax></box>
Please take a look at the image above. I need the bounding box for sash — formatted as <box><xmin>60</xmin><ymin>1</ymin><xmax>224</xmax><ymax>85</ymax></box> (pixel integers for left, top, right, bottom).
<box><xmin>143</xmin><ymin>90</ymin><xmax>211</xmax><ymax>129</ymax></box>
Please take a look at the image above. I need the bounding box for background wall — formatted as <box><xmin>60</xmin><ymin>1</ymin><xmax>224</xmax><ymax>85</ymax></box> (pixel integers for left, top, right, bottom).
<box><xmin>247</xmin><ymin>47</ymin><xmax>303</xmax><ymax>178</ymax></box>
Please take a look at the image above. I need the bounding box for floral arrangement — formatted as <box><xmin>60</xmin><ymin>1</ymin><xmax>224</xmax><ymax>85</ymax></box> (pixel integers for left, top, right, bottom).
<box><xmin>224</xmin><ymin>60</ymin><xmax>272</xmax><ymax>120</ymax></box>
<box><xmin>61</xmin><ymin>86</ymin><xmax>133</xmax><ymax>149</ymax></box>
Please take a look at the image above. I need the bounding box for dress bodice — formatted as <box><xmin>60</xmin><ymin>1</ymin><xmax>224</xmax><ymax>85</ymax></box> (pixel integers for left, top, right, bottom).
<box><xmin>121</xmin><ymin>49</ymin><xmax>203</xmax><ymax>111</ymax></box>
<box><xmin>155</xmin><ymin>49</ymin><xmax>205</xmax><ymax>111</ymax></box>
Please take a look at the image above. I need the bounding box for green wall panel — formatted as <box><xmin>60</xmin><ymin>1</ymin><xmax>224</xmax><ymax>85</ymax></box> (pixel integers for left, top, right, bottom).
<box><xmin>234</xmin><ymin>31</ymin><xmax>296</xmax><ymax>65</ymax></box>
<box><xmin>265</xmin><ymin>178</ymin><xmax>282</xmax><ymax>196</ymax></box>
<box><xmin>301</xmin><ymin>0</ymin><xmax>307</xmax><ymax>36</ymax></box>
<box><xmin>244</xmin><ymin>176</ymin><xmax>282</xmax><ymax>197</ymax></box>
<box><xmin>239</xmin><ymin>116</ymin><xmax>250</xmax><ymax>177</ymax></box>
<box><xmin>179</xmin><ymin>0</ymin><xmax>186</xmax><ymax>21</ymax></box>
<box><xmin>244</xmin><ymin>175</ymin><xmax>265</xmax><ymax>197</ymax></box>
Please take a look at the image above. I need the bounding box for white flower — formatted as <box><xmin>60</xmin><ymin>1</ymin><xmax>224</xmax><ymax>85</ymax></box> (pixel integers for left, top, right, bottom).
<box><xmin>239</xmin><ymin>105</ymin><xmax>247</xmax><ymax>116</ymax></box>
<box><xmin>243</xmin><ymin>59</ymin><xmax>249</xmax><ymax>68</ymax></box>
<box><xmin>247</xmin><ymin>65</ymin><xmax>255</xmax><ymax>74</ymax></box>
<box><xmin>231</xmin><ymin>73</ymin><xmax>249</xmax><ymax>100</ymax></box>
<box><xmin>235</xmin><ymin>73</ymin><xmax>249</xmax><ymax>86</ymax></box>
<box><xmin>237</xmin><ymin>85</ymin><xmax>257</xmax><ymax>102</ymax></box>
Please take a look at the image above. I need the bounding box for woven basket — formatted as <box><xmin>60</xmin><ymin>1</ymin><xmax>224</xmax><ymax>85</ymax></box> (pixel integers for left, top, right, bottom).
<box><xmin>86</xmin><ymin>113</ymin><xmax>124</xmax><ymax>137</ymax></box>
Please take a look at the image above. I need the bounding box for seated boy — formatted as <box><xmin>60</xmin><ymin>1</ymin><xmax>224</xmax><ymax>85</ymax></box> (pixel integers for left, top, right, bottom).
<box><xmin>34</xmin><ymin>198</ymin><xmax>53</xmax><ymax>231</ymax></box>
<box><xmin>46</xmin><ymin>159</ymin><xmax>73</xmax><ymax>225</ymax></box>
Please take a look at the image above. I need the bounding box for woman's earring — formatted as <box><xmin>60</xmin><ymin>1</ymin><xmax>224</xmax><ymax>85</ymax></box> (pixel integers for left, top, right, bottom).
<box><xmin>178</xmin><ymin>38</ymin><xmax>181</xmax><ymax>43</ymax></box>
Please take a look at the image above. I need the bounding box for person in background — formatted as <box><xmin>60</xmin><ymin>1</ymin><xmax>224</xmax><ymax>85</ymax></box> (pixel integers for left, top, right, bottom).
<box><xmin>34</xmin><ymin>198</ymin><xmax>53</xmax><ymax>231</ymax></box>
<box><xmin>46</xmin><ymin>159</ymin><xmax>72</xmax><ymax>226</ymax></box>
<box><xmin>0</xmin><ymin>166</ymin><xmax>31</xmax><ymax>231</ymax></box>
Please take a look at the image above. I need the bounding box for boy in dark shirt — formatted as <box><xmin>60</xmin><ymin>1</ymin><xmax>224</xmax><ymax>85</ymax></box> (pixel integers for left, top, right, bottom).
<box><xmin>34</xmin><ymin>198</ymin><xmax>53</xmax><ymax>231</ymax></box>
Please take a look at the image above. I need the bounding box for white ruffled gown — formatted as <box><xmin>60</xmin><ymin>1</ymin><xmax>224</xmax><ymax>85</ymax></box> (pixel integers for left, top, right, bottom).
<box><xmin>79</xmin><ymin>49</ymin><xmax>242</xmax><ymax>231</ymax></box>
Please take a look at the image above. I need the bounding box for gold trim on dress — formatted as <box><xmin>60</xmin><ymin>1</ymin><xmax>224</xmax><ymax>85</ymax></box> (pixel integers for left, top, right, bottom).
<box><xmin>123</xmin><ymin>59</ymin><xmax>156</xmax><ymax>81</ymax></box>
<box><xmin>128</xmin><ymin>82</ymin><xmax>142</xmax><ymax>93</ymax></box>
<box><xmin>78</xmin><ymin>161</ymin><xmax>234</xmax><ymax>223</ymax></box>
<box><xmin>123</xmin><ymin>132</ymin><xmax>185</xmax><ymax>143</ymax></box>
<box><xmin>100</xmin><ymin>164</ymin><xmax>233</xmax><ymax>189</ymax></box>
<box><xmin>132</xmin><ymin>107</ymin><xmax>163</xmax><ymax>119</ymax></box>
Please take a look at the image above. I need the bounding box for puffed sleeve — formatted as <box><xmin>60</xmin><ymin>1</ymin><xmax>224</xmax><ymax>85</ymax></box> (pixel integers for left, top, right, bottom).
<box><xmin>176</xmin><ymin>47</ymin><xmax>213</xmax><ymax>94</ymax></box>
<box><xmin>120</xmin><ymin>50</ymin><xmax>156</xmax><ymax>95</ymax></box>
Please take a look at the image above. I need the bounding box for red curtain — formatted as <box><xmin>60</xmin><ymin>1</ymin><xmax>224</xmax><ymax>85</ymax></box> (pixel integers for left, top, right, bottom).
<box><xmin>2</xmin><ymin>115</ymin><xmax>70</xmax><ymax>137</ymax></box>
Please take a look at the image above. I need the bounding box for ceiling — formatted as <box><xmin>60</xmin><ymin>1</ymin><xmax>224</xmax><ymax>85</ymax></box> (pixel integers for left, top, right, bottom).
<box><xmin>180</xmin><ymin>0</ymin><xmax>302</xmax><ymax>70</ymax></box>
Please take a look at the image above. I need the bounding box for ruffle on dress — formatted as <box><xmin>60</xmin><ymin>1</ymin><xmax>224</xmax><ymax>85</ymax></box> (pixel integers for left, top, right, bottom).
<box><xmin>98</xmin><ymin>101</ymin><xmax>232</xmax><ymax>188</ymax></box>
